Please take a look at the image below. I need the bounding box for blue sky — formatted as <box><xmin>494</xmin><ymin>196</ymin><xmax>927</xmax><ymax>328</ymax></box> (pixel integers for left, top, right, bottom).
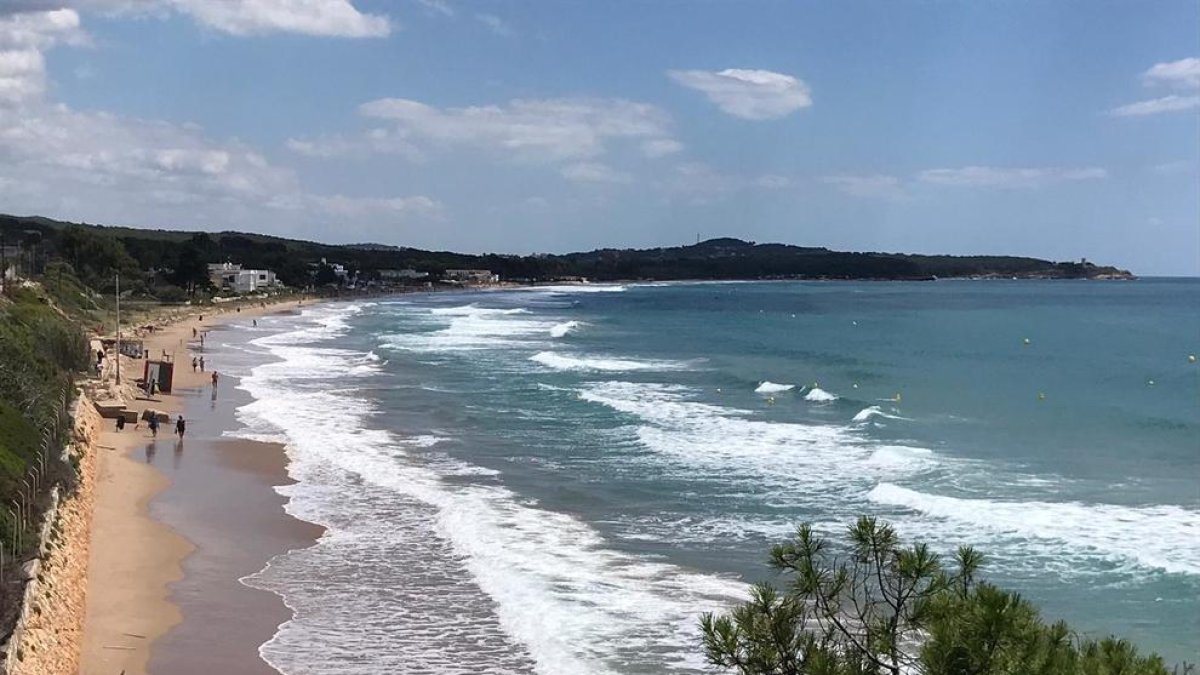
<box><xmin>1</xmin><ymin>1</ymin><xmax>1197</xmax><ymax>274</ymax></box>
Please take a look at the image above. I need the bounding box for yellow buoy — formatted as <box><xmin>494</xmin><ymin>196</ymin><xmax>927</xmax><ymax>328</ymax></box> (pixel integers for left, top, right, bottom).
<box><xmin>852</xmin><ymin>383</ymin><xmax>859</xmax><ymax>389</ymax></box>
<box><xmin>1147</xmin><ymin>379</ymin><xmax>1155</xmax><ymax>386</ymax></box>
<box><xmin>1023</xmin><ymin>338</ymin><xmax>1031</xmax><ymax>346</ymax></box>
<box><xmin>1038</xmin><ymin>392</ymin><xmax>1046</xmax><ymax>400</ymax></box>
<box><xmin>1189</xmin><ymin>354</ymin><xmax>1197</xmax><ymax>363</ymax></box>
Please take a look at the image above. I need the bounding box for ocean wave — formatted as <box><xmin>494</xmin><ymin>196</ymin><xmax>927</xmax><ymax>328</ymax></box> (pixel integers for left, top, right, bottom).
<box><xmin>868</xmin><ymin>483</ymin><xmax>1200</xmax><ymax>577</ymax></box>
<box><xmin>852</xmin><ymin>405</ymin><xmax>906</xmax><ymax>423</ymax></box>
<box><xmin>578</xmin><ymin>382</ymin><xmax>936</xmax><ymax>506</ymax></box>
<box><xmin>754</xmin><ymin>381</ymin><xmax>794</xmax><ymax>393</ymax></box>
<box><xmin>381</xmin><ymin>304</ymin><xmax>556</xmax><ymax>353</ymax></box>
<box><xmin>804</xmin><ymin>386</ymin><xmax>838</xmax><ymax>402</ymax></box>
<box><xmin>549</xmin><ymin>320</ymin><xmax>583</xmax><ymax>338</ymax></box>
<box><xmin>518</xmin><ymin>284</ymin><xmax>627</xmax><ymax>295</ymax></box>
<box><xmin>236</xmin><ymin>314</ymin><xmax>747</xmax><ymax>674</ymax></box>
<box><xmin>430</xmin><ymin>304</ymin><xmax>529</xmax><ymax>316</ymax></box>
<box><xmin>530</xmin><ymin>351</ymin><xmax>690</xmax><ymax>372</ymax></box>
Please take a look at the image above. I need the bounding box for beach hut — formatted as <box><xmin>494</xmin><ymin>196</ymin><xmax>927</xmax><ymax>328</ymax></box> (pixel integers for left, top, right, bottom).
<box><xmin>143</xmin><ymin>359</ymin><xmax>175</xmax><ymax>394</ymax></box>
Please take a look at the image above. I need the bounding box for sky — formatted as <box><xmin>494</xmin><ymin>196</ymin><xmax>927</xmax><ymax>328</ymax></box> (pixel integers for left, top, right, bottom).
<box><xmin>0</xmin><ymin>1</ymin><xmax>1197</xmax><ymax>275</ymax></box>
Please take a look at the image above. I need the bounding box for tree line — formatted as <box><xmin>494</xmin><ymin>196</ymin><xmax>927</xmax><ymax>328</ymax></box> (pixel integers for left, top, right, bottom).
<box><xmin>1</xmin><ymin>215</ymin><xmax>1132</xmax><ymax>303</ymax></box>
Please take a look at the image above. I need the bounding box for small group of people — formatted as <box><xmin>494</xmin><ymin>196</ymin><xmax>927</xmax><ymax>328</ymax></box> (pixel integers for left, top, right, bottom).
<box><xmin>145</xmin><ymin>414</ymin><xmax>187</xmax><ymax>438</ymax></box>
<box><xmin>192</xmin><ymin>355</ymin><xmax>206</xmax><ymax>372</ymax></box>
<box><xmin>116</xmin><ymin>412</ymin><xmax>185</xmax><ymax>439</ymax></box>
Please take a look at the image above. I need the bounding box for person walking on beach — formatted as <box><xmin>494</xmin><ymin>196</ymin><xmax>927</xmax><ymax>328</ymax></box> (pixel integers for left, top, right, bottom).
<box><xmin>211</xmin><ymin>371</ymin><xmax>219</xmax><ymax>388</ymax></box>
<box><xmin>175</xmin><ymin>415</ymin><xmax>186</xmax><ymax>439</ymax></box>
<box><xmin>199</xmin><ymin>356</ymin><xmax>205</xmax><ymax>372</ymax></box>
<box><xmin>148</xmin><ymin>414</ymin><xmax>159</xmax><ymax>438</ymax></box>
<box><xmin>192</xmin><ymin>356</ymin><xmax>198</xmax><ymax>372</ymax></box>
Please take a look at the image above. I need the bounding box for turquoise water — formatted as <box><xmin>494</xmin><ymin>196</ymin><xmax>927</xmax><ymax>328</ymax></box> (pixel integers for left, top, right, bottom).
<box><xmin>223</xmin><ymin>279</ymin><xmax>1199</xmax><ymax>673</ymax></box>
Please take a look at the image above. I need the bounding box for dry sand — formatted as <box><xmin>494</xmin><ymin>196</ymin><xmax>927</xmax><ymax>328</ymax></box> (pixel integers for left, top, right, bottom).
<box><xmin>80</xmin><ymin>298</ymin><xmax>318</xmax><ymax>675</ymax></box>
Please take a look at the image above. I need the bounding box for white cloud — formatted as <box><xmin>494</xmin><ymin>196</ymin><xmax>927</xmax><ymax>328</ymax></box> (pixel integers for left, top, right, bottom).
<box><xmin>658</xmin><ymin>162</ymin><xmax>789</xmax><ymax>203</ymax></box>
<box><xmin>269</xmin><ymin>193</ymin><xmax>442</xmax><ymax>217</ymax></box>
<box><xmin>1143</xmin><ymin>57</ymin><xmax>1200</xmax><ymax>90</ymax></box>
<box><xmin>560</xmin><ymin>162</ymin><xmax>631</xmax><ymax>184</ymax></box>
<box><xmin>1110</xmin><ymin>56</ymin><xmax>1200</xmax><ymax>117</ymax></box>
<box><xmin>1109</xmin><ymin>94</ymin><xmax>1200</xmax><ymax>117</ymax></box>
<box><xmin>0</xmin><ymin>48</ymin><xmax>45</xmax><ymax>103</ymax></box>
<box><xmin>358</xmin><ymin>96</ymin><xmax>675</xmax><ymax>163</ymax></box>
<box><xmin>823</xmin><ymin>174</ymin><xmax>907</xmax><ymax>200</ymax></box>
<box><xmin>667</xmin><ymin>68</ymin><xmax>811</xmax><ymax>120</ymax></box>
<box><xmin>162</xmin><ymin>0</ymin><xmax>391</xmax><ymax>37</ymax></box>
<box><xmin>0</xmin><ymin>9</ymin><xmax>428</xmax><ymax>235</ymax></box>
<box><xmin>1149</xmin><ymin>160</ymin><xmax>1194</xmax><ymax>175</ymax></box>
<box><xmin>474</xmin><ymin>13</ymin><xmax>513</xmax><ymax>37</ymax></box>
<box><xmin>640</xmin><ymin>138</ymin><xmax>683</xmax><ymax>158</ymax></box>
<box><xmin>0</xmin><ymin>8</ymin><xmax>84</xmax><ymax>105</ymax></box>
<box><xmin>6</xmin><ymin>1</ymin><xmax>390</xmax><ymax>38</ymax></box>
<box><xmin>916</xmin><ymin>166</ymin><xmax>1107</xmax><ymax>188</ymax></box>
<box><xmin>286</xmin><ymin>128</ymin><xmax>423</xmax><ymax>160</ymax></box>
<box><xmin>413</xmin><ymin>0</ymin><xmax>454</xmax><ymax>17</ymax></box>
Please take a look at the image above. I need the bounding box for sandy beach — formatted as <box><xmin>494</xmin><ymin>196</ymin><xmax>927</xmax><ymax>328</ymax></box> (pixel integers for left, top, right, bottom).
<box><xmin>79</xmin><ymin>298</ymin><xmax>321</xmax><ymax>675</ymax></box>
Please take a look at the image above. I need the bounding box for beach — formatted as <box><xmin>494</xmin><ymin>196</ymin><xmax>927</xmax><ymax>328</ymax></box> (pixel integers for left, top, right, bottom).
<box><xmin>78</xmin><ymin>299</ymin><xmax>320</xmax><ymax>675</ymax></box>
<box><xmin>34</xmin><ymin>279</ymin><xmax>1195</xmax><ymax>674</ymax></box>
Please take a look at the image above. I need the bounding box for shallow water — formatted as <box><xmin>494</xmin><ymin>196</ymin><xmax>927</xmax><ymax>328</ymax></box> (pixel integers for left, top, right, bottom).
<box><xmin>218</xmin><ymin>280</ymin><xmax>1198</xmax><ymax>671</ymax></box>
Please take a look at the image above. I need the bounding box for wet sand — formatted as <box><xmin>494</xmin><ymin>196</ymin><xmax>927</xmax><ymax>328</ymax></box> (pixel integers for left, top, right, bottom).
<box><xmin>146</xmin><ymin>392</ymin><xmax>323</xmax><ymax>675</ymax></box>
<box><xmin>81</xmin><ymin>299</ymin><xmax>320</xmax><ymax>675</ymax></box>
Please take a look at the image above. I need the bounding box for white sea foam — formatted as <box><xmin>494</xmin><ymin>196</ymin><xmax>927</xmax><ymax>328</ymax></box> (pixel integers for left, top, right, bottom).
<box><xmin>804</xmin><ymin>387</ymin><xmax>838</xmax><ymax>402</ymax></box>
<box><xmin>865</xmin><ymin>446</ymin><xmax>936</xmax><ymax>472</ymax></box>
<box><xmin>578</xmin><ymin>382</ymin><xmax>934</xmax><ymax>507</ymax></box>
<box><xmin>520</xmin><ymin>284</ymin><xmax>627</xmax><ymax>294</ymax></box>
<box><xmin>381</xmin><ymin>304</ymin><xmax>557</xmax><ymax>353</ymax></box>
<box><xmin>430</xmin><ymin>304</ymin><xmax>530</xmax><ymax>316</ymax></box>
<box><xmin>235</xmin><ymin>308</ymin><xmax>747</xmax><ymax>675</ymax></box>
<box><xmin>754</xmin><ymin>381</ymin><xmax>794</xmax><ymax>393</ymax></box>
<box><xmin>530</xmin><ymin>351</ymin><xmax>689</xmax><ymax>372</ymax></box>
<box><xmin>868</xmin><ymin>483</ymin><xmax>1200</xmax><ymax>577</ymax></box>
<box><xmin>852</xmin><ymin>405</ymin><xmax>906</xmax><ymax>423</ymax></box>
<box><xmin>549</xmin><ymin>320</ymin><xmax>583</xmax><ymax>338</ymax></box>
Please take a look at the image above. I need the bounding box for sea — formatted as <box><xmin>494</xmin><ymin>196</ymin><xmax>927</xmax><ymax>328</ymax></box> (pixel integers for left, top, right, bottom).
<box><xmin>207</xmin><ymin>279</ymin><xmax>1199</xmax><ymax>673</ymax></box>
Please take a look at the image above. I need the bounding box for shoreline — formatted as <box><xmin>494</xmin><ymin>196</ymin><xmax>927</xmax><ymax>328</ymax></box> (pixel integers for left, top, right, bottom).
<box><xmin>80</xmin><ymin>297</ymin><xmax>323</xmax><ymax>675</ymax></box>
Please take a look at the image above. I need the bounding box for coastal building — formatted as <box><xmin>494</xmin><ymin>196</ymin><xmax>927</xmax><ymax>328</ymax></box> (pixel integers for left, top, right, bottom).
<box><xmin>1</xmin><ymin>245</ymin><xmax>22</xmax><ymax>286</ymax></box>
<box><xmin>444</xmin><ymin>269</ymin><xmax>499</xmax><ymax>285</ymax></box>
<box><xmin>207</xmin><ymin>262</ymin><xmax>280</xmax><ymax>294</ymax></box>
<box><xmin>311</xmin><ymin>258</ymin><xmax>352</xmax><ymax>285</ymax></box>
<box><xmin>379</xmin><ymin>268</ymin><xmax>429</xmax><ymax>281</ymax></box>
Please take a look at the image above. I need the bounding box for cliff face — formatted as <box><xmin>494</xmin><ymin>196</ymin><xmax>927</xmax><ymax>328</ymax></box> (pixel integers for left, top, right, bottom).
<box><xmin>4</xmin><ymin>394</ymin><xmax>100</xmax><ymax>675</ymax></box>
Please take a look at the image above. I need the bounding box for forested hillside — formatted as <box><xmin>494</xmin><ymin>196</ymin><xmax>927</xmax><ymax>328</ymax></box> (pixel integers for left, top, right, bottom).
<box><xmin>0</xmin><ymin>214</ymin><xmax>1133</xmax><ymax>302</ymax></box>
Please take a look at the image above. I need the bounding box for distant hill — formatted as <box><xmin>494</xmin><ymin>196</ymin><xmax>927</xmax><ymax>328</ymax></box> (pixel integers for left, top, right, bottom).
<box><xmin>0</xmin><ymin>214</ymin><xmax>1134</xmax><ymax>294</ymax></box>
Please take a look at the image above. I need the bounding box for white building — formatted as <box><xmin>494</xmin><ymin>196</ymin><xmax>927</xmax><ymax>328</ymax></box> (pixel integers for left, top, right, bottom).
<box><xmin>208</xmin><ymin>262</ymin><xmax>279</xmax><ymax>293</ymax></box>
<box><xmin>380</xmin><ymin>268</ymin><xmax>428</xmax><ymax>281</ymax></box>
<box><xmin>444</xmin><ymin>269</ymin><xmax>499</xmax><ymax>284</ymax></box>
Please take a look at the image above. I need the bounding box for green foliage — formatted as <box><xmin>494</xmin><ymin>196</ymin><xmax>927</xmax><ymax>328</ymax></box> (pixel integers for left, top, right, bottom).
<box><xmin>170</xmin><ymin>233</ymin><xmax>215</xmax><ymax>296</ymax></box>
<box><xmin>701</xmin><ymin>518</ymin><xmax>1171</xmax><ymax>675</ymax></box>
<box><xmin>1</xmin><ymin>214</ymin><xmax>1132</xmax><ymax>288</ymax></box>
<box><xmin>57</xmin><ymin>224</ymin><xmax>143</xmax><ymax>293</ymax></box>
<box><xmin>0</xmin><ymin>282</ymin><xmax>85</xmax><ymax>555</ymax></box>
<box><xmin>314</xmin><ymin>262</ymin><xmax>339</xmax><ymax>286</ymax></box>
